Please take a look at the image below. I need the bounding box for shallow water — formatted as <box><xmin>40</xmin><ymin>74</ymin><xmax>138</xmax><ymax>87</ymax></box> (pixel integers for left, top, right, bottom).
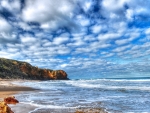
<box><xmin>14</xmin><ymin>78</ymin><xmax>150</xmax><ymax>112</ymax></box>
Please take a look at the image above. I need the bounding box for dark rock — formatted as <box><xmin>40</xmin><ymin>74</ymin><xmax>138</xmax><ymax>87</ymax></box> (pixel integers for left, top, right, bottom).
<box><xmin>0</xmin><ymin>58</ymin><xmax>69</xmax><ymax>80</ymax></box>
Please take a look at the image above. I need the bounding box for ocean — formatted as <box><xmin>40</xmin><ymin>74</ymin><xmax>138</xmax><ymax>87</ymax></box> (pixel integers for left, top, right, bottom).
<box><xmin>14</xmin><ymin>78</ymin><xmax>150</xmax><ymax>113</ymax></box>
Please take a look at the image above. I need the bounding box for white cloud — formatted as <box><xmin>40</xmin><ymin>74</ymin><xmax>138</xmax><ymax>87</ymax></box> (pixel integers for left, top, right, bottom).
<box><xmin>57</xmin><ymin>47</ymin><xmax>70</xmax><ymax>55</ymax></box>
<box><xmin>6</xmin><ymin>48</ymin><xmax>19</xmax><ymax>53</ymax></box>
<box><xmin>0</xmin><ymin>17</ymin><xmax>12</xmax><ymax>33</ymax></box>
<box><xmin>84</xmin><ymin>35</ymin><xmax>97</xmax><ymax>42</ymax></box>
<box><xmin>73</xmin><ymin>41</ymin><xmax>110</xmax><ymax>54</ymax></box>
<box><xmin>82</xmin><ymin>1</ymin><xmax>93</xmax><ymax>12</ymax></box>
<box><xmin>115</xmin><ymin>39</ymin><xmax>129</xmax><ymax>45</ymax></box>
<box><xmin>142</xmin><ymin>42</ymin><xmax>150</xmax><ymax>48</ymax></box>
<box><xmin>113</xmin><ymin>45</ymin><xmax>132</xmax><ymax>52</ymax></box>
<box><xmin>67</xmin><ymin>36</ymin><xmax>86</xmax><ymax>47</ymax></box>
<box><xmin>80</xmin><ymin>19</ymin><xmax>90</xmax><ymax>27</ymax></box>
<box><xmin>145</xmin><ymin>28</ymin><xmax>150</xmax><ymax>35</ymax></box>
<box><xmin>20</xmin><ymin>36</ymin><xmax>37</xmax><ymax>44</ymax></box>
<box><xmin>126</xmin><ymin>9</ymin><xmax>134</xmax><ymax>21</ymax></box>
<box><xmin>77</xmin><ymin>15</ymin><xmax>90</xmax><ymax>26</ymax></box>
<box><xmin>75</xmin><ymin>47</ymin><xmax>92</xmax><ymax>54</ymax></box>
<box><xmin>42</xmin><ymin>41</ymin><xmax>52</xmax><ymax>47</ymax></box>
<box><xmin>115</xmin><ymin>31</ymin><xmax>140</xmax><ymax>45</ymax></box>
<box><xmin>91</xmin><ymin>25</ymin><xmax>102</xmax><ymax>34</ymax></box>
<box><xmin>1</xmin><ymin>0</ymin><xmax>21</xmax><ymax>12</ymax></box>
<box><xmin>102</xmin><ymin>0</ymin><xmax>119</xmax><ymax>12</ymax></box>
<box><xmin>98</xmin><ymin>33</ymin><xmax>121</xmax><ymax>42</ymax></box>
<box><xmin>0</xmin><ymin>50</ymin><xmax>22</xmax><ymax>59</ymax></box>
<box><xmin>101</xmin><ymin>0</ymin><xmax>128</xmax><ymax>18</ymax></box>
<box><xmin>0</xmin><ymin>17</ymin><xmax>18</xmax><ymax>44</ymax></box>
<box><xmin>131</xmin><ymin>45</ymin><xmax>140</xmax><ymax>50</ymax></box>
<box><xmin>112</xmin><ymin>22</ymin><xmax>127</xmax><ymax>33</ymax></box>
<box><xmin>22</xmin><ymin>0</ymin><xmax>78</xmax><ymax>31</ymax></box>
<box><xmin>18</xmin><ymin>22</ymin><xmax>32</xmax><ymax>31</ymax></box>
<box><xmin>115</xmin><ymin>33</ymin><xmax>139</xmax><ymax>45</ymax></box>
<box><xmin>90</xmin><ymin>41</ymin><xmax>111</xmax><ymax>49</ymax></box>
<box><xmin>60</xmin><ymin>63</ymin><xmax>69</xmax><ymax>68</ymax></box>
<box><xmin>53</xmin><ymin>37</ymin><xmax>69</xmax><ymax>45</ymax></box>
<box><xmin>103</xmin><ymin>53</ymin><xmax>115</xmax><ymax>58</ymax></box>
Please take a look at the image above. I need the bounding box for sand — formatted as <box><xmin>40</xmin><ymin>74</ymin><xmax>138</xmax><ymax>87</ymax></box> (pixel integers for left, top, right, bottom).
<box><xmin>0</xmin><ymin>79</ymin><xmax>38</xmax><ymax>113</ymax></box>
<box><xmin>0</xmin><ymin>80</ymin><xmax>37</xmax><ymax>98</ymax></box>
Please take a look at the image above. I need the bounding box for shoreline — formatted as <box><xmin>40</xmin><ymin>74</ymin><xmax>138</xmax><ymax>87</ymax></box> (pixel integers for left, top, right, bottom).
<box><xmin>0</xmin><ymin>79</ymin><xmax>38</xmax><ymax>113</ymax></box>
<box><xmin>0</xmin><ymin>79</ymin><xmax>38</xmax><ymax>98</ymax></box>
<box><xmin>0</xmin><ymin>79</ymin><xmax>107</xmax><ymax>113</ymax></box>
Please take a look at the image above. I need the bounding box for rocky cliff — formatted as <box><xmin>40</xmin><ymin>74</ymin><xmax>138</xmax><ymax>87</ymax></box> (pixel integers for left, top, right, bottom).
<box><xmin>0</xmin><ymin>58</ymin><xmax>68</xmax><ymax>80</ymax></box>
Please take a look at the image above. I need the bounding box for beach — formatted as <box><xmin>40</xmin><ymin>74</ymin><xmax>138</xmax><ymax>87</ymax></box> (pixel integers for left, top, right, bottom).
<box><xmin>0</xmin><ymin>80</ymin><xmax>107</xmax><ymax>113</ymax></box>
<box><xmin>0</xmin><ymin>80</ymin><xmax>36</xmax><ymax>98</ymax></box>
<box><xmin>2</xmin><ymin>78</ymin><xmax>150</xmax><ymax>112</ymax></box>
<box><xmin>0</xmin><ymin>80</ymin><xmax>38</xmax><ymax>113</ymax></box>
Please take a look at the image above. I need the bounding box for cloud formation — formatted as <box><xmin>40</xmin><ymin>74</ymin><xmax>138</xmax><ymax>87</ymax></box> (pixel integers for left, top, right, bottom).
<box><xmin>0</xmin><ymin>0</ymin><xmax>150</xmax><ymax>78</ymax></box>
<box><xmin>22</xmin><ymin>0</ymin><xmax>79</xmax><ymax>31</ymax></box>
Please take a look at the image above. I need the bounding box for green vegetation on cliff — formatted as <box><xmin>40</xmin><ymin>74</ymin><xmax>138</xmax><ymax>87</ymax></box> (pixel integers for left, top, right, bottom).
<box><xmin>0</xmin><ymin>58</ymin><xmax>68</xmax><ymax>80</ymax></box>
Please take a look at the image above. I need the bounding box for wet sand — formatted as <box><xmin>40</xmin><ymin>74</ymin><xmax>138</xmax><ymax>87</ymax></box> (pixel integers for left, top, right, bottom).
<box><xmin>0</xmin><ymin>80</ymin><xmax>38</xmax><ymax>113</ymax></box>
<box><xmin>30</xmin><ymin>108</ymin><xmax>107</xmax><ymax>113</ymax></box>
<box><xmin>75</xmin><ymin>108</ymin><xmax>107</xmax><ymax>113</ymax></box>
<box><xmin>0</xmin><ymin>80</ymin><xmax>37</xmax><ymax>98</ymax></box>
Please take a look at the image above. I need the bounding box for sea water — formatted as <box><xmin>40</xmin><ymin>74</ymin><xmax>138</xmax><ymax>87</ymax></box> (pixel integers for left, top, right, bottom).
<box><xmin>14</xmin><ymin>78</ymin><xmax>150</xmax><ymax>113</ymax></box>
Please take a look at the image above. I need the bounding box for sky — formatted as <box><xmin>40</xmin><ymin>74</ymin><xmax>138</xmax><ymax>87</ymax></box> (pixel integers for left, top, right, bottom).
<box><xmin>0</xmin><ymin>0</ymin><xmax>150</xmax><ymax>79</ymax></box>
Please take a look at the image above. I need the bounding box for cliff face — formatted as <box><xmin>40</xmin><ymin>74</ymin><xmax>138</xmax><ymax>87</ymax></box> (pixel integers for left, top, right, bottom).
<box><xmin>0</xmin><ymin>58</ymin><xmax>68</xmax><ymax>80</ymax></box>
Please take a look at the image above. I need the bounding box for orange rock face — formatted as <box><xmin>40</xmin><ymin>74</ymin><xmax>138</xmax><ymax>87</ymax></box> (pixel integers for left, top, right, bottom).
<box><xmin>19</xmin><ymin>63</ymin><xmax>68</xmax><ymax>80</ymax></box>
<box><xmin>4</xmin><ymin>96</ymin><xmax>19</xmax><ymax>105</ymax></box>
<box><xmin>0</xmin><ymin>96</ymin><xmax>19</xmax><ymax>113</ymax></box>
<box><xmin>0</xmin><ymin>58</ymin><xmax>69</xmax><ymax>80</ymax></box>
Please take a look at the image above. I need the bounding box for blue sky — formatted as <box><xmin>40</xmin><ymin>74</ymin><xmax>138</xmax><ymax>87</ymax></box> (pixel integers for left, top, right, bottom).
<box><xmin>0</xmin><ymin>0</ymin><xmax>150</xmax><ymax>79</ymax></box>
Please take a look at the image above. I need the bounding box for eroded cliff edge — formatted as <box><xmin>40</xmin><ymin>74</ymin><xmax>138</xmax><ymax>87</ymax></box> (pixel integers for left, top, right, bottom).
<box><xmin>0</xmin><ymin>58</ymin><xmax>68</xmax><ymax>80</ymax></box>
